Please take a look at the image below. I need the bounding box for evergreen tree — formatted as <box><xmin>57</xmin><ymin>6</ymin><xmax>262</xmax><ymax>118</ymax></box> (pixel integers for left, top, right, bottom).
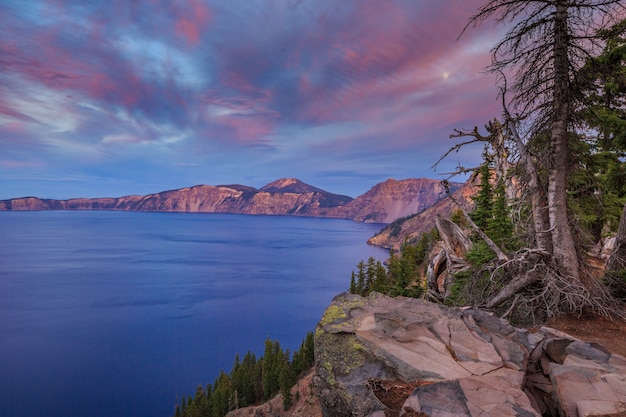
<box><xmin>356</xmin><ymin>260</ymin><xmax>366</xmax><ymax>295</ymax></box>
<box><xmin>261</xmin><ymin>339</ymin><xmax>282</xmax><ymax>401</ymax></box>
<box><xmin>371</xmin><ymin>260</ymin><xmax>388</xmax><ymax>293</ymax></box>
<box><xmin>211</xmin><ymin>371</ymin><xmax>232</xmax><ymax>417</ymax></box>
<box><xmin>465</xmin><ymin>0</ymin><xmax>625</xmax><ymax>283</ymax></box>
<box><xmin>279</xmin><ymin>352</ymin><xmax>294</xmax><ymax>410</ymax></box>
<box><xmin>488</xmin><ymin>182</ymin><xmax>515</xmax><ymax>248</ymax></box>
<box><xmin>349</xmin><ymin>271</ymin><xmax>357</xmax><ymax>294</ymax></box>
<box><xmin>365</xmin><ymin>257</ymin><xmax>377</xmax><ymax>293</ymax></box>
<box><xmin>172</xmin><ymin>333</ymin><xmax>315</xmax><ymax>417</ymax></box>
<box><xmin>470</xmin><ymin>159</ymin><xmax>494</xmax><ymax>231</ymax></box>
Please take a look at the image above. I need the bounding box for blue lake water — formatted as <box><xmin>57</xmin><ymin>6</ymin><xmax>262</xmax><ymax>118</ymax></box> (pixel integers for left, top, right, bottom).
<box><xmin>0</xmin><ymin>211</ymin><xmax>387</xmax><ymax>417</ymax></box>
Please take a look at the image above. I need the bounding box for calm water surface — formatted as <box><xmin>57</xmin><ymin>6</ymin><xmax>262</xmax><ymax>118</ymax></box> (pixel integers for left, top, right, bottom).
<box><xmin>0</xmin><ymin>211</ymin><xmax>387</xmax><ymax>417</ymax></box>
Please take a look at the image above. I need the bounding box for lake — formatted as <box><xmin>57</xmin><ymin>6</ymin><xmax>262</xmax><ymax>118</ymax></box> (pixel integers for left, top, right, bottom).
<box><xmin>0</xmin><ymin>211</ymin><xmax>387</xmax><ymax>417</ymax></box>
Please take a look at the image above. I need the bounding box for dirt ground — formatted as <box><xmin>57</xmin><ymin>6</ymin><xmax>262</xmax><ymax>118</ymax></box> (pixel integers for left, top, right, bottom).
<box><xmin>544</xmin><ymin>312</ymin><xmax>626</xmax><ymax>357</ymax></box>
<box><xmin>369</xmin><ymin>379</ymin><xmax>429</xmax><ymax>416</ymax></box>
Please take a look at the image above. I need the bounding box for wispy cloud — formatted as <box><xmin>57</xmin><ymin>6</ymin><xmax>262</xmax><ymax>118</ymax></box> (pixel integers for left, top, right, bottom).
<box><xmin>0</xmin><ymin>0</ymin><xmax>502</xmax><ymax>199</ymax></box>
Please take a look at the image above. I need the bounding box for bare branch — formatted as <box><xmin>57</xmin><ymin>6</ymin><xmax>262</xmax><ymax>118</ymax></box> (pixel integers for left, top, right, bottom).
<box><xmin>431</xmin><ymin>126</ymin><xmax>495</xmax><ymax>173</ymax></box>
<box><xmin>442</xmin><ymin>180</ymin><xmax>509</xmax><ymax>262</ymax></box>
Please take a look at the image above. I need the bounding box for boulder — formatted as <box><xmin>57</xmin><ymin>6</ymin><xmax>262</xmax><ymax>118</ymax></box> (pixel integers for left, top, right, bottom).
<box><xmin>313</xmin><ymin>293</ymin><xmax>626</xmax><ymax>417</ymax></box>
<box><xmin>313</xmin><ymin>293</ymin><xmax>539</xmax><ymax>416</ymax></box>
<box><xmin>529</xmin><ymin>328</ymin><xmax>626</xmax><ymax>417</ymax></box>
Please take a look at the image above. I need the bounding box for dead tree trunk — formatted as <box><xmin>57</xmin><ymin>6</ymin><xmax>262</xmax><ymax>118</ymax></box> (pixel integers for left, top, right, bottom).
<box><xmin>486</xmin><ymin>270</ymin><xmax>540</xmax><ymax>309</ymax></box>
<box><xmin>442</xmin><ymin>186</ymin><xmax>509</xmax><ymax>263</ymax></box>
<box><xmin>427</xmin><ymin>216</ymin><xmax>473</xmax><ymax>298</ymax></box>
<box><xmin>505</xmin><ymin>118</ymin><xmax>553</xmax><ymax>254</ymax></box>
<box><xmin>548</xmin><ymin>0</ymin><xmax>580</xmax><ymax>282</ymax></box>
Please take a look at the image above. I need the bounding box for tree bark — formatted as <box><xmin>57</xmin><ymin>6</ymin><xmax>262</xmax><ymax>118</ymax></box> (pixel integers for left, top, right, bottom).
<box><xmin>506</xmin><ymin>118</ymin><xmax>553</xmax><ymax>254</ymax></box>
<box><xmin>548</xmin><ymin>0</ymin><xmax>580</xmax><ymax>281</ymax></box>
<box><xmin>486</xmin><ymin>270</ymin><xmax>541</xmax><ymax>309</ymax></box>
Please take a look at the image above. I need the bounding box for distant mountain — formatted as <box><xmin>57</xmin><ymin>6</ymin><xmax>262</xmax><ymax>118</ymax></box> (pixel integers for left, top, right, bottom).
<box><xmin>0</xmin><ymin>177</ymin><xmax>460</xmax><ymax>228</ymax></box>
<box><xmin>259</xmin><ymin>178</ymin><xmax>326</xmax><ymax>194</ymax></box>
<box><xmin>258</xmin><ymin>178</ymin><xmax>353</xmax><ymax>208</ymax></box>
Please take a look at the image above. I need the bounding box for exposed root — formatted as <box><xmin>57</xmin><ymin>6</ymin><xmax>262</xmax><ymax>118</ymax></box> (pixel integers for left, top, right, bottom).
<box><xmin>481</xmin><ymin>249</ymin><xmax>626</xmax><ymax>323</ymax></box>
<box><xmin>447</xmin><ymin>247</ymin><xmax>626</xmax><ymax>324</ymax></box>
<box><xmin>516</xmin><ymin>268</ymin><xmax>626</xmax><ymax>322</ymax></box>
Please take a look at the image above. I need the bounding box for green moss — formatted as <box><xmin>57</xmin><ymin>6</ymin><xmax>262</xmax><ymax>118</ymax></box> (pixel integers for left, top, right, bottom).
<box><xmin>323</xmin><ymin>361</ymin><xmax>335</xmax><ymax>385</ymax></box>
<box><xmin>318</xmin><ymin>305</ymin><xmax>347</xmax><ymax>326</ymax></box>
<box><xmin>351</xmin><ymin>340</ymin><xmax>366</xmax><ymax>352</ymax></box>
<box><xmin>346</xmin><ymin>297</ymin><xmax>366</xmax><ymax>309</ymax></box>
<box><xmin>316</xmin><ymin>328</ymin><xmax>368</xmax><ymax>391</ymax></box>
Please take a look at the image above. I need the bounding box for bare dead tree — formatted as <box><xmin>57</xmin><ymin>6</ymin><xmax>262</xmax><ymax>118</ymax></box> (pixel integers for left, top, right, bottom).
<box><xmin>430</xmin><ymin>1</ymin><xmax>626</xmax><ymax>320</ymax></box>
<box><xmin>463</xmin><ymin>0</ymin><xmax>626</xmax><ymax>282</ymax></box>
<box><xmin>499</xmin><ymin>82</ymin><xmax>554</xmax><ymax>254</ymax></box>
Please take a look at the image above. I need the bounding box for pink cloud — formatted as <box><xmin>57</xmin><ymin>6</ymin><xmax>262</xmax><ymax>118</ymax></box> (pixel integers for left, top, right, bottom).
<box><xmin>199</xmin><ymin>69</ymin><xmax>280</xmax><ymax>144</ymax></box>
<box><xmin>101</xmin><ymin>133</ymin><xmax>148</xmax><ymax>145</ymax></box>
<box><xmin>0</xmin><ymin>159</ymin><xmax>42</xmax><ymax>168</ymax></box>
<box><xmin>173</xmin><ymin>0</ymin><xmax>213</xmax><ymax>46</ymax></box>
<box><xmin>217</xmin><ymin>114</ymin><xmax>275</xmax><ymax>144</ymax></box>
<box><xmin>280</xmin><ymin>0</ymin><xmax>495</xmax><ymax>128</ymax></box>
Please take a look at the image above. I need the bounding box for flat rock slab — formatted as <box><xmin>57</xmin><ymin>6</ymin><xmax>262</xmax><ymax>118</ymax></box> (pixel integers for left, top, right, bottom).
<box><xmin>314</xmin><ymin>293</ymin><xmax>626</xmax><ymax>417</ymax></box>
<box><xmin>549</xmin><ymin>357</ymin><xmax>626</xmax><ymax>417</ymax></box>
<box><xmin>313</xmin><ymin>293</ymin><xmax>538</xmax><ymax>417</ymax></box>
<box><xmin>402</xmin><ymin>370</ymin><xmax>541</xmax><ymax>417</ymax></box>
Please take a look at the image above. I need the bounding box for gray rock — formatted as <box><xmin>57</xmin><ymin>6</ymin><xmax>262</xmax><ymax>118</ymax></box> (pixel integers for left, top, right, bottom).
<box><xmin>403</xmin><ymin>380</ymin><xmax>471</xmax><ymax>416</ymax></box>
<box><xmin>313</xmin><ymin>293</ymin><xmax>626</xmax><ymax>417</ymax></box>
<box><xmin>313</xmin><ymin>293</ymin><xmax>538</xmax><ymax>417</ymax></box>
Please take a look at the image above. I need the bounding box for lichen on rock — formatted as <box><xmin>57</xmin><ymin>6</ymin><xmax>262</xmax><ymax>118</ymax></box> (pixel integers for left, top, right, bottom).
<box><xmin>313</xmin><ymin>292</ymin><xmax>626</xmax><ymax>417</ymax></box>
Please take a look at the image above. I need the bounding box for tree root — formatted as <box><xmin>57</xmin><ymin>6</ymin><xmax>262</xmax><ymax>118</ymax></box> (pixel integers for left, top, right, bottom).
<box><xmin>483</xmin><ymin>249</ymin><xmax>626</xmax><ymax>322</ymax></box>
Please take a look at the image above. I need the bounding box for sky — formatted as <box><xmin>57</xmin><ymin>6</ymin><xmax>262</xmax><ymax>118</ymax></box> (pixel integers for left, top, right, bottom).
<box><xmin>0</xmin><ymin>0</ymin><xmax>504</xmax><ymax>200</ymax></box>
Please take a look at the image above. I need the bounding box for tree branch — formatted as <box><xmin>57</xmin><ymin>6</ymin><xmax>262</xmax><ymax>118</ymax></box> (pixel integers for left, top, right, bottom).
<box><xmin>442</xmin><ymin>180</ymin><xmax>509</xmax><ymax>262</ymax></box>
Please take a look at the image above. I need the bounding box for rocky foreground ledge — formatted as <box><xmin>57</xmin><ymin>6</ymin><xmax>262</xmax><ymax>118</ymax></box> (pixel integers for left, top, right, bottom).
<box><xmin>313</xmin><ymin>293</ymin><xmax>626</xmax><ymax>417</ymax></box>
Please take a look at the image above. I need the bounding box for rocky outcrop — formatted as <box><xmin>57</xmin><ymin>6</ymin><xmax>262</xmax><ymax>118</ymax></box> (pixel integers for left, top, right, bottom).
<box><xmin>0</xmin><ymin>178</ymin><xmax>456</xmax><ymax>225</ymax></box>
<box><xmin>225</xmin><ymin>368</ymin><xmax>322</xmax><ymax>417</ymax></box>
<box><xmin>368</xmin><ymin>178</ymin><xmax>477</xmax><ymax>250</ymax></box>
<box><xmin>313</xmin><ymin>293</ymin><xmax>626</xmax><ymax>417</ymax></box>
<box><xmin>527</xmin><ymin>327</ymin><xmax>626</xmax><ymax>417</ymax></box>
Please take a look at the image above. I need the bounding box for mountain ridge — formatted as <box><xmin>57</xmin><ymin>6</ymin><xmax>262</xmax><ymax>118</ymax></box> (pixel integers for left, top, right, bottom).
<box><xmin>0</xmin><ymin>177</ymin><xmax>461</xmax><ymax>227</ymax></box>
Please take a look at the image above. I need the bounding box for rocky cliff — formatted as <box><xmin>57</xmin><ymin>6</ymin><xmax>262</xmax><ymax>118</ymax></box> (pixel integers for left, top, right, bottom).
<box><xmin>368</xmin><ymin>178</ymin><xmax>478</xmax><ymax>250</ymax></box>
<box><xmin>314</xmin><ymin>293</ymin><xmax>626</xmax><ymax>417</ymax></box>
<box><xmin>0</xmin><ymin>177</ymin><xmax>458</xmax><ymax>225</ymax></box>
<box><xmin>326</xmin><ymin>178</ymin><xmax>461</xmax><ymax>223</ymax></box>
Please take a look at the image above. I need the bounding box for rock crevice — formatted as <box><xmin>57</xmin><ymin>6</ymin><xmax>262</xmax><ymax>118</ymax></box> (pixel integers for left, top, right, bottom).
<box><xmin>313</xmin><ymin>293</ymin><xmax>626</xmax><ymax>417</ymax></box>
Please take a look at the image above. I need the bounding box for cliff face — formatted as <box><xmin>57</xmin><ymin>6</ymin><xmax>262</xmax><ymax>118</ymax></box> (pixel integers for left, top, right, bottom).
<box><xmin>0</xmin><ymin>178</ymin><xmax>456</xmax><ymax>225</ymax></box>
<box><xmin>329</xmin><ymin>178</ymin><xmax>460</xmax><ymax>223</ymax></box>
<box><xmin>368</xmin><ymin>178</ymin><xmax>478</xmax><ymax>249</ymax></box>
